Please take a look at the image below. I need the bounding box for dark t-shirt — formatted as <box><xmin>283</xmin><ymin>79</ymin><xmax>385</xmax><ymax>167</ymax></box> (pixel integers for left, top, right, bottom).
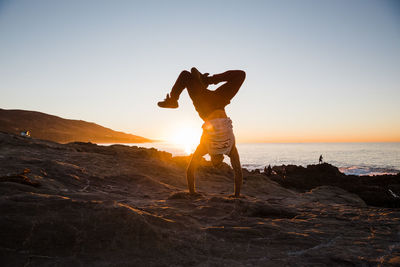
<box><xmin>191</xmin><ymin>89</ymin><xmax>230</xmax><ymax>121</ymax></box>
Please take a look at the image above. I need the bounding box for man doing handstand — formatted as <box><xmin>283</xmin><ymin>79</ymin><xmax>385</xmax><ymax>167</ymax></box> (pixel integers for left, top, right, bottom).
<box><xmin>158</xmin><ymin>67</ymin><xmax>246</xmax><ymax>197</ymax></box>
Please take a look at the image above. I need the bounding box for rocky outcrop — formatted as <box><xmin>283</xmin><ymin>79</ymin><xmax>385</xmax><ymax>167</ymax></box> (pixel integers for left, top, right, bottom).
<box><xmin>269</xmin><ymin>163</ymin><xmax>400</xmax><ymax>208</ymax></box>
<box><xmin>1</xmin><ymin>132</ymin><xmax>399</xmax><ymax>266</ymax></box>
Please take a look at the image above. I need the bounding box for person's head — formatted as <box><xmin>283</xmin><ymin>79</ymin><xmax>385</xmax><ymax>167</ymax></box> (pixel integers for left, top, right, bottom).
<box><xmin>210</xmin><ymin>154</ymin><xmax>224</xmax><ymax>167</ymax></box>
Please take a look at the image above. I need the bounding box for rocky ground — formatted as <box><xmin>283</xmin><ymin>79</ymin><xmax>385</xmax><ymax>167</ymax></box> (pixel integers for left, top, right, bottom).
<box><xmin>0</xmin><ymin>132</ymin><xmax>399</xmax><ymax>266</ymax></box>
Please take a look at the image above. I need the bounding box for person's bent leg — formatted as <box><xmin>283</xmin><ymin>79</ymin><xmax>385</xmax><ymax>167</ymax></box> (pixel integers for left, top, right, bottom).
<box><xmin>157</xmin><ymin>71</ymin><xmax>189</xmax><ymax>108</ymax></box>
<box><xmin>170</xmin><ymin>69</ymin><xmax>208</xmax><ymax>100</ymax></box>
<box><xmin>158</xmin><ymin>70</ymin><xmax>192</xmax><ymax>108</ymax></box>
<box><xmin>158</xmin><ymin>69</ymin><xmax>208</xmax><ymax>108</ymax></box>
<box><xmin>211</xmin><ymin>70</ymin><xmax>246</xmax><ymax>103</ymax></box>
<box><xmin>186</xmin><ymin>143</ymin><xmax>207</xmax><ymax>194</ymax></box>
<box><xmin>169</xmin><ymin>70</ymin><xmax>192</xmax><ymax>101</ymax></box>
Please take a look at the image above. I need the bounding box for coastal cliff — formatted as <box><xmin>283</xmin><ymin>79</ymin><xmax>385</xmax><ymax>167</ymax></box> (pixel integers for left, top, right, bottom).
<box><xmin>0</xmin><ymin>132</ymin><xmax>399</xmax><ymax>266</ymax></box>
<box><xmin>0</xmin><ymin>109</ymin><xmax>151</xmax><ymax>143</ymax></box>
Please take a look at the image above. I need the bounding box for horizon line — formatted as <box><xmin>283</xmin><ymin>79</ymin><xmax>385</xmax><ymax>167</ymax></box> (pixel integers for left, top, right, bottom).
<box><xmin>120</xmin><ymin>140</ymin><xmax>400</xmax><ymax>144</ymax></box>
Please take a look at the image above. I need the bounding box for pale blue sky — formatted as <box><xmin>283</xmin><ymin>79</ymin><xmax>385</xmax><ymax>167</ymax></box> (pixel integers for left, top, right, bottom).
<box><xmin>1</xmin><ymin>0</ymin><xmax>399</xmax><ymax>142</ymax></box>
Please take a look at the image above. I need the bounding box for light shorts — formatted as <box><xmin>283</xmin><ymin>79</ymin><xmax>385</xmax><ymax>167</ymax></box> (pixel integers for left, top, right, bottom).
<box><xmin>201</xmin><ymin>117</ymin><xmax>235</xmax><ymax>155</ymax></box>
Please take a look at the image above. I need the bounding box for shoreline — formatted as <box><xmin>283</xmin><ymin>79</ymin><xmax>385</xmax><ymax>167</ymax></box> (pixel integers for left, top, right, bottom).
<box><xmin>100</xmin><ymin>141</ymin><xmax>400</xmax><ymax>176</ymax></box>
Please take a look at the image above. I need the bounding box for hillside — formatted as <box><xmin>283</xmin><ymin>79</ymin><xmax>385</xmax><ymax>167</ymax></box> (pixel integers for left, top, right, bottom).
<box><xmin>0</xmin><ymin>108</ymin><xmax>152</xmax><ymax>143</ymax></box>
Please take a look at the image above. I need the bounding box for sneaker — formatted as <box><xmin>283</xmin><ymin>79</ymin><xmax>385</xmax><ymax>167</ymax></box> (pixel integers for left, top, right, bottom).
<box><xmin>157</xmin><ymin>94</ymin><xmax>178</xmax><ymax>108</ymax></box>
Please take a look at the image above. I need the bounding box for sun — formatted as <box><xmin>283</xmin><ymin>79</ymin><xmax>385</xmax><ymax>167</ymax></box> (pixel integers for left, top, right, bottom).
<box><xmin>170</xmin><ymin>126</ymin><xmax>202</xmax><ymax>155</ymax></box>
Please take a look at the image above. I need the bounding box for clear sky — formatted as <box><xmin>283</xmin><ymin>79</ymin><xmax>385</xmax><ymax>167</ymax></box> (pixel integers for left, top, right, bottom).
<box><xmin>1</xmin><ymin>0</ymin><xmax>399</xmax><ymax>143</ymax></box>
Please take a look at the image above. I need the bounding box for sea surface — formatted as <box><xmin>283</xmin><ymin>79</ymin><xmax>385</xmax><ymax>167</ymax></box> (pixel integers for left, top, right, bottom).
<box><xmin>103</xmin><ymin>142</ymin><xmax>400</xmax><ymax>176</ymax></box>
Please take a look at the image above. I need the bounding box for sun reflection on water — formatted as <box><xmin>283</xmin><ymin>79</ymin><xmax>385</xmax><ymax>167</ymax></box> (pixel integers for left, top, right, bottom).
<box><xmin>170</xmin><ymin>127</ymin><xmax>202</xmax><ymax>155</ymax></box>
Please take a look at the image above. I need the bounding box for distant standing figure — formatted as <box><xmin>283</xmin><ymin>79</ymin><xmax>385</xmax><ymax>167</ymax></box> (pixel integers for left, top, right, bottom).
<box><xmin>319</xmin><ymin>154</ymin><xmax>323</xmax><ymax>164</ymax></box>
<box><xmin>157</xmin><ymin>67</ymin><xmax>246</xmax><ymax>197</ymax></box>
<box><xmin>264</xmin><ymin>164</ymin><xmax>272</xmax><ymax>176</ymax></box>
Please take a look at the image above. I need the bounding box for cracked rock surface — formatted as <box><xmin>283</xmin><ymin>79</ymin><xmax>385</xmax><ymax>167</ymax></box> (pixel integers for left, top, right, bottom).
<box><xmin>0</xmin><ymin>132</ymin><xmax>399</xmax><ymax>266</ymax></box>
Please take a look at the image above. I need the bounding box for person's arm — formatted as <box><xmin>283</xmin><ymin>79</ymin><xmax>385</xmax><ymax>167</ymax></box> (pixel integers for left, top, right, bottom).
<box><xmin>206</xmin><ymin>70</ymin><xmax>246</xmax><ymax>86</ymax></box>
<box><xmin>229</xmin><ymin>145</ymin><xmax>243</xmax><ymax>197</ymax></box>
<box><xmin>186</xmin><ymin>143</ymin><xmax>207</xmax><ymax>194</ymax></box>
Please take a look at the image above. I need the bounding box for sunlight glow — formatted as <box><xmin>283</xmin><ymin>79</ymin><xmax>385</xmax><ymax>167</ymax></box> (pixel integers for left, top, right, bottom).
<box><xmin>170</xmin><ymin>126</ymin><xmax>202</xmax><ymax>155</ymax></box>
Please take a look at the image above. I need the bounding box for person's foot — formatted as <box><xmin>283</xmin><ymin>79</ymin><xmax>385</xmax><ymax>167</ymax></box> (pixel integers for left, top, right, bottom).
<box><xmin>157</xmin><ymin>94</ymin><xmax>178</xmax><ymax>108</ymax></box>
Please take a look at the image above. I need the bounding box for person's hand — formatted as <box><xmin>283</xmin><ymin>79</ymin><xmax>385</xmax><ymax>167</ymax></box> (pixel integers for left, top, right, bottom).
<box><xmin>200</xmin><ymin>73</ymin><xmax>211</xmax><ymax>85</ymax></box>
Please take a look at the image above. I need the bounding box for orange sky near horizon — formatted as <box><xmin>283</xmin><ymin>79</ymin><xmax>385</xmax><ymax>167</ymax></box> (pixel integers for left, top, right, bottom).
<box><xmin>238</xmin><ymin>135</ymin><xmax>400</xmax><ymax>144</ymax></box>
<box><xmin>159</xmin><ymin>113</ymin><xmax>400</xmax><ymax>144</ymax></box>
<box><xmin>235</xmin><ymin>122</ymin><xmax>400</xmax><ymax>143</ymax></box>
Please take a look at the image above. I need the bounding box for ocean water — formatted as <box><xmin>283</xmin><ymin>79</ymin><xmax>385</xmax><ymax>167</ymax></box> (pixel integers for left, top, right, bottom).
<box><xmin>105</xmin><ymin>142</ymin><xmax>400</xmax><ymax>176</ymax></box>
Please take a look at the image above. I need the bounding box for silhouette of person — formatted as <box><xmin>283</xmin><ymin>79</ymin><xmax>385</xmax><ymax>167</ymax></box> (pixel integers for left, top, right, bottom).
<box><xmin>319</xmin><ymin>154</ymin><xmax>323</xmax><ymax>164</ymax></box>
<box><xmin>282</xmin><ymin>166</ymin><xmax>286</xmax><ymax>179</ymax></box>
<box><xmin>264</xmin><ymin>164</ymin><xmax>272</xmax><ymax>176</ymax></box>
<box><xmin>158</xmin><ymin>67</ymin><xmax>246</xmax><ymax>197</ymax></box>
